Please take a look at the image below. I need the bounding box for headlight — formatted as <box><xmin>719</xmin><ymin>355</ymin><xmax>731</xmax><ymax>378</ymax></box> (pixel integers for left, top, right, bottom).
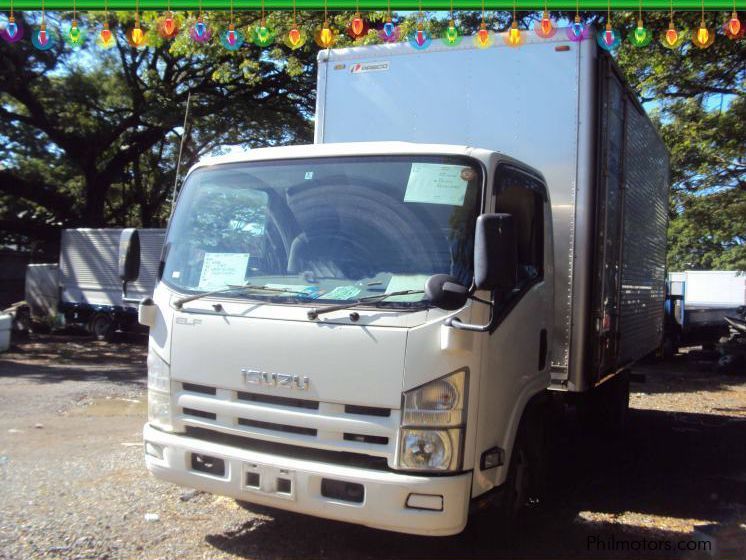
<box><xmin>396</xmin><ymin>370</ymin><xmax>468</xmax><ymax>472</ymax></box>
<box><xmin>147</xmin><ymin>348</ymin><xmax>173</xmax><ymax>431</ymax></box>
<box><xmin>398</xmin><ymin>428</ymin><xmax>462</xmax><ymax>471</ymax></box>
<box><xmin>148</xmin><ymin>390</ymin><xmax>173</xmax><ymax>431</ymax></box>
<box><xmin>402</xmin><ymin>369</ymin><xmax>467</xmax><ymax>427</ymax></box>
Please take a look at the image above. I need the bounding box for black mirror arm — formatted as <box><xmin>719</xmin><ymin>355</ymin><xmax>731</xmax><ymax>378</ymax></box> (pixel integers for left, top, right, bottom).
<box><xmin>121</xmin><ymin>280</ymin><xmax>141</xmax><ymax>305</ymax></box>
<box><xmin>445</xmin><ymin>291</ymin><xmax>498</xmax><ymax>333</ymax></box>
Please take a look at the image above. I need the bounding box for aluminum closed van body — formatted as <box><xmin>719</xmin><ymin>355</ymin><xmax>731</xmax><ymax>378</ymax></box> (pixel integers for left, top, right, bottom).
<box><xmin>316</xmin><ymin>34</ymin><xmax>670</xmax><ymax>391</ymax></box>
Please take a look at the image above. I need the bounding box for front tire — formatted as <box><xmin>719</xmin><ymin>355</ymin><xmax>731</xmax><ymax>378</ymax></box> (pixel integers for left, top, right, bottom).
<box><xmin>88</xmin><ymin>313</ymin><xmax>114</xmax><ymax>341</ymax></box>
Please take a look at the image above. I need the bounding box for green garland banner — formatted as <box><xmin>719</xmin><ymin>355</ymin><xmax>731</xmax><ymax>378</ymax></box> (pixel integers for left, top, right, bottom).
<box><xmin>0</xmin><ymin>1</ymin><xmax>741</xmax><ymax>9</ymax></box>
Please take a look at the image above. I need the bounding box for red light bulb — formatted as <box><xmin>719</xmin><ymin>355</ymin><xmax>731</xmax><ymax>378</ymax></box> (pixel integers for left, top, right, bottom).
<box><xmin>728</xmin><ymin>13</ymin><xmax>741</xmax><ymax>35</ymax></box>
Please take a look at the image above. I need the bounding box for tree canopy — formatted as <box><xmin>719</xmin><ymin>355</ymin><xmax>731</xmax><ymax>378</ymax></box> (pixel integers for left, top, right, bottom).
<box><xmin>0</xmin><ymin>9</ymin><xmax>744</xmax><ymax>270</ymax></box>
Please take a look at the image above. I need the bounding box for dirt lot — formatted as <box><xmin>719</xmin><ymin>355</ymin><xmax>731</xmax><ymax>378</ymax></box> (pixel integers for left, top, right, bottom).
<box><xmin>1</xmin><ymin>334</ymin><xmax>745</xmax><ymax>560</ymax></box>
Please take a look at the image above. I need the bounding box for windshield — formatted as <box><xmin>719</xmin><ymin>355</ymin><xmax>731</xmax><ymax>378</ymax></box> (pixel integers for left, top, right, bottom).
<box><xmin>163</xmin><ymin>155</ymin><xmax>482</xmax><ymax>306</ymax></box>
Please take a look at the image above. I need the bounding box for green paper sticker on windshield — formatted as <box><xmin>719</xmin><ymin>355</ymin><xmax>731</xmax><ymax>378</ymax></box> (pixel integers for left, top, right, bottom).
<box><xmin>385</xmin><ymin>274</ymin><xmax>429</xmax><ymax>302</ymax></box>
<box><xmin>404</xmin><ymin>163</ymin><xmax>468</xmax><ymax>206</ymax></box>
<box><xmin>198</xmin><ymin>253</ymin><xmax>250</xmax><ymax>291</ymax></box>
<box><xmin>319</xmin><ymin>286</ymin><xmax>362</xmax><ymax>300</ymax></box>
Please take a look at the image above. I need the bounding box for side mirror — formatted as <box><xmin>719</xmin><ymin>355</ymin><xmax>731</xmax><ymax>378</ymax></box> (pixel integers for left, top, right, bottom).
<box><xmin>138</xmin><ymin>297</ymin><xmax>157</xmax><ymax>328</ymax></box>
<box><xmin>118</xmin><ymin>228</ymin><xmax>141</xmax><ymax>283</ymax></box>
<box><xmin>425</xmin><ymin>274</ymin><xmax>469</xmax><ymax>311</ymax></box>
<box><xmin>474</xmin><ymin>213</ymin><xmax>518</xmax><ymax>292</ymax></box>
<box><xmin>119</xmin><ymin>229</ymin><xmax>141</xmax><ymax>304</ymax></box>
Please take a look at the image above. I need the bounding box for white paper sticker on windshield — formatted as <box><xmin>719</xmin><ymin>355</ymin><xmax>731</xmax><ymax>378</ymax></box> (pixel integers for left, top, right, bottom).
<box><xmin>404</xmin><ymin>163</ymin><xmax>468</xmax><ymax>206</ymax></box>
<box><xmin>198</xmin><ymin>253</ymin><xmax>250</xmax><ymax>290</ymax></box>
<box><xmin>318</xmin><ymin>286</ymin><xmax>362</xmax><ymax>301</ymax></box>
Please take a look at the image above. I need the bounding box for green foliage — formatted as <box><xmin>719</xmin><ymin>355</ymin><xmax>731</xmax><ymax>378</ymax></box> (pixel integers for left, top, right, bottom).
<box><xmin>612</xmin><ymin>10</ymin><xmax>745</xmax><ymax>271</ymax></box>
<box><xmin>1</xmin><ymin>9</ymin><xmax>743</xmax><ymax>272</ymax></box>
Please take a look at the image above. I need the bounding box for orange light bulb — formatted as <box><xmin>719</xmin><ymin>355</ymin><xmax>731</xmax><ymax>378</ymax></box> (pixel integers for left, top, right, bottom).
<box><xmin>728</xmin><ymin>13</ymin><xmax>741</xmax><ymax>35</ymax></box>
<box><xmin>541</xmin><ymin>14</ymin><xmax>552</xmax><ymax>35</ymax></box>
<box><xmin>163</xmin><ymin>15</ymin><xmax>175</xmax><ymax>35</ymax></box>
<box><xmin>665</xmin><ymin>25</ymin><xmax>678</xmax><ymax>46</ymax></box>
<box><xmin>476</xmin><ymin>23</ymin><xmax>490</xmax><ymax>47</ymax></box>
<box><xmin>289</xmin><ymin>27</ymin><xmax>301</xmax><ymax>45</ymax></box>
<box><xmin>351</xmin><ymin>16</ymin><xmax>364</xmax><ymax>36</ymax></box>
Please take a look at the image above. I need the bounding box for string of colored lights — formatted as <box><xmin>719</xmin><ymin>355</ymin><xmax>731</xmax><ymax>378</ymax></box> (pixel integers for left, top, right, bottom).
<box><xmin>0</xmin><ymin>0</ymin><xmax>740</xmax><ymax>7</ymax></box>
<box><xmin>1</xmin><ymin>2</ymin><xmax>743</xmax><ymax>51</ymax></box>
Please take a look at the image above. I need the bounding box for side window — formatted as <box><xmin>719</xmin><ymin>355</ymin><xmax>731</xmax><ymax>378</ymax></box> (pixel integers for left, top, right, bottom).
<box><xmin>494</xmin><ymin>167</ymin><xmax>545</xmax><ymax>285</ymax></box>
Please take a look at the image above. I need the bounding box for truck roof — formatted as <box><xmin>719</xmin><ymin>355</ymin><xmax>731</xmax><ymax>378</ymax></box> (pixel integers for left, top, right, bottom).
<box><xmin>188</xmin><ymin>141</ymin><xmax>538</xmax><ymax>180</ymax></box>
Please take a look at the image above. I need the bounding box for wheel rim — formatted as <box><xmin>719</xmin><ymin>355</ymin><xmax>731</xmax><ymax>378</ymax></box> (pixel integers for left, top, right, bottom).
<box><xmin>91</xmin><ymin>317</ymin><xmax>110</xmax><ymax>337</ymax></box>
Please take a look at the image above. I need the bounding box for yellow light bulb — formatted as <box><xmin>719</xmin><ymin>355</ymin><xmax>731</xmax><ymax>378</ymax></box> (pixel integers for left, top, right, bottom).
<box><xmin>697</xmin><ymin>24</ymin><xmax>709</xmax><ymax>44</ymax></box>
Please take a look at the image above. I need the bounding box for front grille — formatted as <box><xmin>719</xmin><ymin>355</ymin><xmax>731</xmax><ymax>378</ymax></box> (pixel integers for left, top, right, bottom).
<box><xmin>238</xmin><ymin>417</ymin><xmax>317</xmax><ymax>436</ymax></box>
<box><xmin>182</xmin><ymin>383</ymin><xmax>216</xmax><ymax>395</ymax></box>
<box><xmin>343</xmin><ymin>433</ymin><xmax>388</xmax><ymax>445</ymax></box>
<box><xmin>185</xmin><ymin>426</ymin><xmax>391</xmax><ymax>471</ymax></box>
<box><xmin>183</xmin><ymin>408</ymin><xmax>216</xmax><ymax>420</ymax></box>
<box><xmin>237</xmin><ymin>391</ymin><xmax>319</xmax><ymax>410</ymax></box>
<box><xmin>176</xmin><ymin>385</ymin><xmax>398</xmax><ymax>462</ymax></box>
<box><xmin>344</xmin><ymin>404</ymin><xmax>391</xmax><ymax>417</ymax></box>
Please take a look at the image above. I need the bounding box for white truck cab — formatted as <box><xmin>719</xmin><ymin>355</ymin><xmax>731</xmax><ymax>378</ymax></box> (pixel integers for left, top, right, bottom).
<box><xmin>131</xmin><ymin>142</ymin><xmax>553</xmax><ymax>535</ymax></box>
<box><xmin>122</xmin><ymin>34</ymin><xmax>668</xmax><ymax>536</ymax></box>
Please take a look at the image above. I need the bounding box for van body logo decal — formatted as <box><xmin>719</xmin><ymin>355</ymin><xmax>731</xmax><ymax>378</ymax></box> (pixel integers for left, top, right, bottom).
<box><xmin>350</xmin><ymin>61</ymin><xmax>390</xmax><ymax>74</ymax></box>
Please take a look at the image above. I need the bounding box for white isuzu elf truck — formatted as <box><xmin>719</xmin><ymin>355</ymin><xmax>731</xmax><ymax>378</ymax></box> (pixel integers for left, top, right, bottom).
<box><xmin>120</xmin><ymin>32</ymin><xmax>669</xmax><ymax>536</ymax></box>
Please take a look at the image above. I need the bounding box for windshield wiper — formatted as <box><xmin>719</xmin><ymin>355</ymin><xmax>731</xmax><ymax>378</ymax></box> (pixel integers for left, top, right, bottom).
<box><xmin>174</xmin><ymin>284</ymin><xmax>309</xmax><ymax>309</ymax></box>
<box><xmin>307</xmin><ymin>290</ymin><xmax>425</xmax><ymax>320</ymax></box>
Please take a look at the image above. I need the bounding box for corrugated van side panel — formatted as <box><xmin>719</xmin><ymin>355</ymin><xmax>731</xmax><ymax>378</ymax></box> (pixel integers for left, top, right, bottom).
<box><xmin>618</xmin><ymin>104</ymin><xmax>669</xmax><ymax>363</ymax></box>
<box><xmin>60</xmin><ymin>229</ymin><xmax>165</xmax><ymax>307</ymax></box>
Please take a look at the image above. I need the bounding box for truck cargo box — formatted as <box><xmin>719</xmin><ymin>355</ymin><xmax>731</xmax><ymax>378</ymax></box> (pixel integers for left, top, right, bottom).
<box><xmin>316</xmin><ymin>35</ymin><xmax>669</xmax><ymax>391</ymax></box>
<box><xmin>60</xmin><ymin>228</ymin><xmax>165</xmax><ymax>308</ymax></box>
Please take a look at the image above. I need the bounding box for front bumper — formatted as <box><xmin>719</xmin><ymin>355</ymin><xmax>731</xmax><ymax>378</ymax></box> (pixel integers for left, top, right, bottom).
<box><xmin>143</xmin><ymin>423</ymin><xmax>472</xmax><ymax>536</ymax></box>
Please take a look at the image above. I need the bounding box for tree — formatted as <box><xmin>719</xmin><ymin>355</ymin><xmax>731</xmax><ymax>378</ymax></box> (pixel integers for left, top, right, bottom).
<box><xmin>0</xmin><ymin>10</ymin><xmax>329</xmax><ymax>256</ymax></box>
<box><xmin>611</xmin><ymin>10</ymin><xmax>745</xmax><ymax>270</ymax></box>
<box><xmin>1</xmin><ymin>9</ymin><xmax>744</xmax><ymax>269</ymax></box>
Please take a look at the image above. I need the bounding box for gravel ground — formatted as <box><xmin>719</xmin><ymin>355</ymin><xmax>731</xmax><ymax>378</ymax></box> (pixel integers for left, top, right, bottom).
<box><xmin>0</xmin><ymin>334</ymin><xmax>745</xmax><ymax>560</ymax></box>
